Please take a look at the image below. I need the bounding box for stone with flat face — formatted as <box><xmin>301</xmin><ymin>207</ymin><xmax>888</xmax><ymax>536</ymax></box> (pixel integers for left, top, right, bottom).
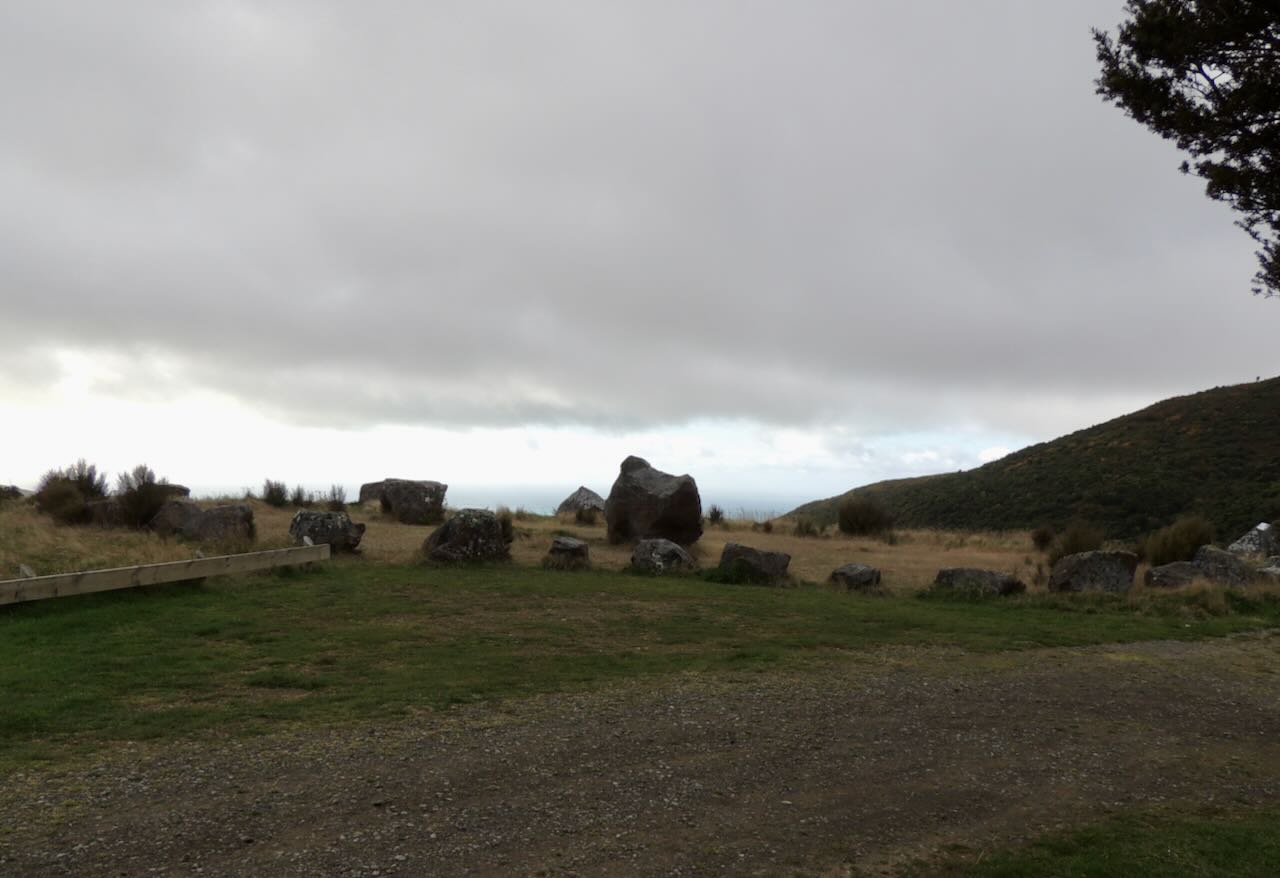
<box><xmin>605</xmin><ymin>456</ymin><xmax>702</xmax><ymax>545</ymax></box>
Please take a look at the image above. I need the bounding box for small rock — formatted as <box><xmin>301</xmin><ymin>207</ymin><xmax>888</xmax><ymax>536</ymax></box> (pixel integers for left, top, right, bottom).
<box><xmin>1144</xmin><ymin>561</ymin><xmax>1202</xmax><ymax>589</ymax></box>
<box><xmin>422</xmin><ymin>509</ymin><xmax>510</xmax><ymax>563</ymax></box>
<box><xmin>932</xmin><ymin>568</ymin><xmax>1026</xmax><ymax>596</ymax></box>
<box><xmin>718</xmin><ymin>543</ymin><xmax>791</xmax><ymax>585</ymax></box>
<box><xmin>630</xmin><ymin>539</ymin><xmax>697</xmax><ymax>575</ymax></box>
<box><xmin>289</xmin><ymin>510</ymin><xmax>366</xmax><ymax>553</ymax></box>
<box><xmin>543</xmin><ymin>536</ymin><xmax>590</xmax><ymax>570</ymax></box>
<box><xmin>830</xmin><ymin>563</ymin><xmax>882</xmax><ymax>591</ymax></box>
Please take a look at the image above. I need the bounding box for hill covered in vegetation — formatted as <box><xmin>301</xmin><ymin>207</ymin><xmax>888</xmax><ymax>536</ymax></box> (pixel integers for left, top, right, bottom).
<box><xmin>792</xmin><ymin>377</ymin><xmax>1280</xmax><ymax>540</ymax></box>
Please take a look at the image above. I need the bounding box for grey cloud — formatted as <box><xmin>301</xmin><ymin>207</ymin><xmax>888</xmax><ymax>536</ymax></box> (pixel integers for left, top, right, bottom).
<box><xmin>1</xmin><ymin>1</ymin><xmax>1273</xmax><ymax>441</ymax></box>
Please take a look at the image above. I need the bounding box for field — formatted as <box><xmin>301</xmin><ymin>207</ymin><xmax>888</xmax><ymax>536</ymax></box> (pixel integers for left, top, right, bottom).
<box><xmin>2</xmin><ymin>500</ymin><xmax>1279</xmax><ymax>875</ymax></box>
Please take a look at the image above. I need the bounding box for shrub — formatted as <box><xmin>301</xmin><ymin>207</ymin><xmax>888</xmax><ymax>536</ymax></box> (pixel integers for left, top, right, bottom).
<box><xmin>794</xmin><ymin>517</ymin><xmax>819</xmax><ymax>538</ymax></box>
<box><xmin>514</xmin><ymin>507</ymin><xmax>532</xmax><ymax>521</ymax></box>
<box><xmin>262</xmin><ymin>480</ymin><xmax>288</xmax><ymax>508</ymax></box>
<box><xmin>1141</xmin><ymin>515</ymin><xmax>1215</xmax><ymax>566</ymax></box>
<box><xmin>290</xmin><ymin>485</ymin><xmax>312</xmax><ymax>508</ymax></box>
<box><xmin>708</xmin><ymin>504</ymin><xmax>725</xmax><ymax>526</ymax></box>
<box><xmin>496</xmin><ymin>506</ymin><xmax>515</xmax><ymax>543</ymax></box>
<box><xmin>326</xmin><ymin>484</ymin><xmax>347</xmax><ymax>512</ymax></box>
<box><xmin>1031</xmin><ymin>525</ymin><xmax>1055</xmax><ymax>552</ymax></box>
<box><xmin>838</xmin><ymin>496</ymin><xmax>893</xmax><ymax>536</ymax></box>
<box><xmin>115</xmin><ymin>464</ymin><xmax>172</xmax><ymax>528</ymax></box>
<box><xmin>762</xmin><ymin>519</ymin><xmax>774</xmax><ymax>534</ymax></box>
<box><xmin>575</xmin><ymin>506</ymin><xmax>599</xmax><ymax>526</ymax></box>
<box><xmin>35</xmin><ymin>459</ymin><xmax>108</xmax><ymax>525</ymax></box>
<box><xmin>1047</xmin><ymin>519</ymin><xmax>1105</xmax><ymax>566</ymax></box>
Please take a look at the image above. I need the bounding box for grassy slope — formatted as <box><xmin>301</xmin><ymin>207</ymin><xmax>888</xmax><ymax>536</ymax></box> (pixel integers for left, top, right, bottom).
<box><xmin>3</xmin><ymin>561</ymin><xmax>1279</xmax><ymax>771</ymax></box>
<box><xmin>793</xmin><ymin>377</ymin><xmax>1280</xmax><ymax>539</ymax></box>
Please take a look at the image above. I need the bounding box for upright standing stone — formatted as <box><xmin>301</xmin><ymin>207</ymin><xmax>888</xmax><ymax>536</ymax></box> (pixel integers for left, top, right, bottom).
<box><xmin>605</xmin><ymin>456</ymin><xmax>702</xmax><ymax>545</ymax></box>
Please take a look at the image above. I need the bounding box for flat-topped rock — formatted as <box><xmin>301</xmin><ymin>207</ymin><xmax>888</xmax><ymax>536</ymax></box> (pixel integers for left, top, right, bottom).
<box><xmin>1193</xmin><ymin>545</ymin><xmax>1256</xmax><ymax>586</ymax></box>
<box><xmin>1049</xmin><ymin>551</ymin><xmax>1137</xmax><ymax>594</ymax></box>
<box><xmin>718</xmin><ymin>543</ymin><xmax>791</xmax><ymax>585</ymax></box>
<box><xmin>543</xmin><ymin>536</ymin><xmax>590</xmax><ymax>570</ymax></box>
<box><xmin>932</xmin><ymin>568</ymin><xmax>1026</xmax><ymax>596</ymax></box>
<box><xmin>380</xmin><ymin>479</ymin><xmax>447</xmax><ymax>525</ymax></box>
<box><xmin>422</xmin><ymin>508</ymin><xmax>509</xmax><ymax>563</ymax></box>
<box><xmin>630</xmin><ymin>538</ymin><xmax>696</xmax><ymax>575</ymax></box>
<box><xmin>830</xmin><ymin>563</ymin><xmax>882</xmax><ymax>591</ymax></box>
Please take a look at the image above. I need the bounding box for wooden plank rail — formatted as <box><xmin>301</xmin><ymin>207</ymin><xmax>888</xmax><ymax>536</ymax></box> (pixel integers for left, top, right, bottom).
<box><xmin>0</xmin><ymin>544</ymin><xmax>331</xmax><ymax>606</ymax></box>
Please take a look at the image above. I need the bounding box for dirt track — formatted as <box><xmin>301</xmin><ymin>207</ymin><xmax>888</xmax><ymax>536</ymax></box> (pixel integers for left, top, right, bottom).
<box><xmin>3</xmin><ymin>634</ymin><xmax>1279</xmax><ymax>877</ymax></box>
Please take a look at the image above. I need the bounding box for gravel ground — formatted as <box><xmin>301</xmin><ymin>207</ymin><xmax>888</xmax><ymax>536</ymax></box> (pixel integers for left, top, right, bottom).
<box><xmin>2</xmin><ymin>634</ymin><xmax>1279</xmax><ymax>877</ymax></box>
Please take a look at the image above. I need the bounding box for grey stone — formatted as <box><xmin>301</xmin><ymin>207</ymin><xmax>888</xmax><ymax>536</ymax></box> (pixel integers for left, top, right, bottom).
<box><xmin>358</xmin><ymin>481</ymin><xmax>385</xmax><ymax>504</ymax></box>
<box><xmin>423</xmin><ymin>509</ymin><xmax>510</xmax><ymax>563</ymax></box>
<box><xmin>150</xmin><ymin>500</ymin><xmax>255</xmax><ymax>544</ymax></box>
<box><xmin>933</xmin><ymin>568</ymin><xmax>1026</xmax><ymax>596</ymax></box>
<box><xmin>1048</xmin><ymin>551</ymin><xmax>1137</xmax><ymax>593</ymax></box>
<box><xmin>380</xmin><ymin>479</ymin><xmax>448</xmax><ymax>525</ymax></box>
<box><xmin>543</xmin><ymin>536</ymin><xmax>590</xmax><ymax>570</ymax></box>
<box><xmin>289</xmin><ymin>510</ymin><xmax>366</xmax><ymax>553</ymax></box>
<box><xmin>1144</xmin><ymin>561</ymin><xmax>1203</xmax><ymax>589</ymax></box>
<box><xmin>150</xmin><ymin>500</ymin><xmax>204</xmax><ymax>537</ymax></box>
<box><xmin>830</xmin><ymin>563</ymin><xmax>882</xmax><ymax>591</ymax></box>
<box><xmin>605</xmin><ymin>456</ymin><xmax>702</xmax><ymax>545</ymax></box>
<box><xmin>556</xmin><ymin>486</ymin><xmax>606</xmax><ymax>515</ymax></box>
<box><xmin>1193</xmin><ymin>545</ymin><xmax>1257</xmax><ymax>586</ymax></box>
<box><xmin>718</xmin><ymin>543</ymin><xmax>791</xmax><ymax>584</ymax></box>
<box><xmin>1226</xmin><ymin>522</ymin><xmax>1279</xmax><ymax>559</ymax></box>
<box><xmin>630</xmin><ymin>538</ymin><xmax>697</xmax><ymax>575</ymax></box>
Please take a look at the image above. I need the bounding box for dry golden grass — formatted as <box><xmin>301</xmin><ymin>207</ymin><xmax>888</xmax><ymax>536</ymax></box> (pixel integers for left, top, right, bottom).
<box><xmin>3</xmin><ymin>499</ymin><xmax>1046</xmax><ymax>591</ymax></box>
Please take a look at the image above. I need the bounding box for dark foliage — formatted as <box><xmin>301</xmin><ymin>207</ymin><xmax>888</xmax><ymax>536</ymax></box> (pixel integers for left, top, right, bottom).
<box><xmin>326</xmin><ymin>484</ymin><xmax>347</xmax><ymax>512</ymax></box>
<box><xmin>35</xmin><ymin>459</ymin><xmax>108</xmax><ymax>525</ymax></box>
<box><xmin>1141</xmin><ymin>515</ymin><xmax>1216</xmax><ymax>565</ymax></box>
<box><xmin>791</xmin><ymin>378</ymin><xmax>1280</xmax><ymax>539</ymax></box>
<box><xmin>1094</xmin><ymin>1</ymin><xmax>1280</xmax><ymax>297</ymax></box>
<box><xmin>290</xmin><ymin>485</ymin><xmax>313</xmax><ymax>508</ymax></box>
<box><xmin>574</xmin><ymin>506</ymin><xmax>598</xmax><ymax>526</ymax></box>
<box><xmin>762</xmin><ymin>519</ymin><xmax>774</xmax><ymax>534</ymax></box>
<box><xmin>115</xmin><ymin>464</ymin><xmax>171</xmax><ymax>528</ymax></box>
<box><xmin>1048</xmin><ymin>520</ymin><xmax>1106</xmax><ymax>567</ymax></box>
<box><xmin>495</xmin><ymin>506</ymin><xmax>515</xmax><ymax>544</ymax></box>
<box><xmin>262</xmin><ymin>480</ymin><xmax>288</xmax><ymax>508</ymax></box>
<box><xmin>707</xmin><ymin>504</ymin><xmax>725</xmax><ymax>526</ymax></box>
<box><xmin>837</xmin><ymin>496</ymin><xmax>894</xmax><ymax>536</ymax></box>
<box><xmin>1031</xmin><ymin>525</ymin><xmax>1056</xmax><ymax>552</ymax></box>
<box><xmin>793</xmin><ymin>517</ymin><xmax>819</xmax><ymax>538</ymax></box>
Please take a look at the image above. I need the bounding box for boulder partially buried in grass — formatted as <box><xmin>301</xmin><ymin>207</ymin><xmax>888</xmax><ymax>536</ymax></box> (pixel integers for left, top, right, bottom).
<box><xmin>422</xmin><ymin>509</ymin><xmax>510</xmax><ymax>563</ymax></box>
<box><xmin>1192</xmin><ymin>545</ymin><xmax>1257</xmax><ymax>586</ymax></box>
<box><xmin>543</xmin><ymin>536</ymin><xmax>590</xmax><ymax>570</ymax></box>
<box><xmin>151</xmin><ymin>501</ymin><xmax>255</xmax><ymax>544</ymax></box>
<box><xmin>830</xmin><ymin>563</ymin><xmax>882</xmax><ymax>592</ymax></box>
<box><xmin>1144</xmin><ymin>561</ymin><xmax>1203</xmax><ymax>589</ymax></box>
<box><xmin>630</xmin><ymin>538</ymin><xmax>696</xmax><ymax>575</ymax></box>
<box><xmin>717</xmin><ymin>543</ymin><xmax>791</xmax><ymax>585</ymax></box>
<box><xmin>932</xmin><ymin>568</ymin><xmax>1026</xmax><ymax>597</ymax></box>
<box><xmin>1048</xmin><ymin>550</ymin><xmax>1137</xmax><ymax>593</ymax></box>
<box><xmin>289</xmin><ymin>510</ymin><xmax>366</xmax><ymax>553</ymax></box>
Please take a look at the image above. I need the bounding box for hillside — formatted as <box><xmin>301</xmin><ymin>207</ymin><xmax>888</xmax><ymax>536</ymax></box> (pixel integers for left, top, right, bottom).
<box><xmin>792</xmin><ymin>377</ymin><xmax>1280</xmax><ymax>539</ymax></box>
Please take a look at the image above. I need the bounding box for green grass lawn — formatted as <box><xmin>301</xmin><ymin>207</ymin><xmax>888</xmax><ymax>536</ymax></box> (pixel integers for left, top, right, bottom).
<box><xmin>2</xmin><ymin>561</ymin><xmax>1278</xmax><ymax>771</ymax></box>
<box><xmin>911</xmin><ymin>807</ymin><xmax>1280</xmax><ymax>877</ymax></box>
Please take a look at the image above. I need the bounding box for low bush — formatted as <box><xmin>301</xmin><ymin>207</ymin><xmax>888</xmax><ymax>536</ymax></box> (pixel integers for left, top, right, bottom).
<box><xmin>838</xmin><ymin>496</ymin><xmax>893</xmax><ymax>536</ymax></box>
<box><xmin>1141</xmin><ymin>515</ymin><xmax>1215</xmax><ymax>566</ymax></box>
<box><xmin>115</xmin><ymin>464</ymin><xmax>172</xmax><ymax>528</ymax></box>
<box><xmin>1031</xmin><ymin>525</ymin><xmax>1055</xmax><ymax>552</ymax></box>
<box><xmin>707</xmin><ymin>504</ymin><xmax>725</xmax><ymax>526</ymax></box>
<box><xmin>762</xmin><ymin>519</ymin><xmax>774</xmax><ymax>534</ymax></box>
<box><xmin>262</xmin><ymin>480</ymin><xmax>288</xmax><ymax>508</ymax></box>
<box><xmin>574</xmin><ymin>506</ymin><xmax>599</xmax><ymax>526</ymax></box>
<box><xmin>1047</xmin><ymin>519</ymin><xmax>1105</xmax><ymax>566</ymax></box>
<box><xmin>496</xmin><ymin>506</ymin><xmax>515</xmax><ymax>543</ymax></box>
<box><xmin>325</xmin><ymin>484</ymin><xmax>347</xmax><ymax>512</ymax></box>
<box><xmin>794</xmin><ymin>517</ymin><xmax>819</xmax><ymax>538</ymax></box>
<box><xmin>290</xmin><ymin>485</ymin><xmax>313</xmax><ymax>508</ymax></box>
<box><xmin>35</xmin><ymin>459</ymin><xmax>108</xmax><ymax>525</ymax></box>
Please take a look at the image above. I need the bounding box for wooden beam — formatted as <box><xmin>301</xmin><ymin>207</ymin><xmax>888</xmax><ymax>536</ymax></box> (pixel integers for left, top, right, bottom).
<box><xmin>0</xmin><ymin>544</ymin><xmax>331</xmax><ymax>606</ymax></box>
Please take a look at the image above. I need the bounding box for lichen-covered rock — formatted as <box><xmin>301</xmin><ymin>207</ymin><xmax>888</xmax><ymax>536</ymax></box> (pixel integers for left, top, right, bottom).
<box><xmin>543</xmin><ymin>536</ymin><xmax>590</xmax><ymax>570</ymax></box>
<box><xmin>381</xmin><ymin>479</ymin><xmax>448</xmax><ymax>525</ymax></box>
<box><xmin>1144</xmin><ymin>561</ymin><xmax>1202</xmax><ymax>589</ymax></box>
<box><xmin>718</xmin><ymin>543</ymin><xmax>791</xmax><ymax>585</ymax></box>
<box><xmin>932</xmin><ymin>568</ymin><xmax>1026</xmax><ymax>596</ymax></box>
<box><xmin>830</xmin><ymin>563</ymin><xmax>882</xmax><ymax>591</ymax></box>
<box><xmin>1193</xmin><ymin>545</ymin><xmax>1256</xmax><ymax>586</ymax></box>
<box><xmin>289</xmin><ymin>510</ymin><xmax>366</xmax><ymax>553</ymax></box>
<box><xmin>423</xmin><ymin>509</ymin><xmax>510</xmax><ymax>563</ymax></box>
<box><xmin>150</xmin><ymin>501</ymin><xmax>255</xmax><ymax>544</ymax></box>
<box><xmin>1226</xmin><ymin>522</ymin><xmax>1279</xmax><ymax>559</ymax></box>
<box><xmin>605</xmin><ymin>456</ymin><xmax>702</xmax><ymax>545</ymax></box>
<box><xmin>1048</xmin><ymin>551</ymin><xmax>1137</xmax><ymax>593</ymax></box>
<box><xmin>630</xmin><ymin>538</ymin><xmax>696</xmax><ymax>575</ymax></box>
<box><xmin>556</xmin><ymin>486</ymin><xmax>606</xmax><ymax>516</ymax></box>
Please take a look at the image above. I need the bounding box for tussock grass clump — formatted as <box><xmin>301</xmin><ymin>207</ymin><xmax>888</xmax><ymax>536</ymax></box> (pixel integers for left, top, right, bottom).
<box><xmin>115</xmin><ymin>464</ymin><xmax>172</xmax><ymax>528</ymax></box>
<box><xmin>1031</xmin><ymin>525</ymin><xmax>1055</xmax><ymax>552</ymax></box>
<box><xmin>574</xmin><ymin>506</ymin><xmax>599</xmax><ymax>526</ymax></box>
<box><xmin>289</xmin><ymin>485</ymin><xmax>313</xmax><ymax>508</ymax></box>
<box><xmin>261</xmin><ymin>480</ymin><xmax>288</xmax><ymax>508</ymax></box>
<box><xmin>838</xmin><ymin>496</ymin><xmax>894</xmax><ymax>536</ymax></box>
<box><xmin>707</xmin><ymin>504</ymin><xmax>725</xmax><ymax>526</ymax></box>
<box><xmin>325</xmin><ymin>485</ymin><xmax>347</xmax><ymax>512</ymax></box>
<box><xmin>793</xmin><ymin>517</ymin><xmax>819</xmax><ymax>538</ymax></box>
<box><xmin>495</xmin><ymin>506</ymin><xmax>515</xmax><ymax>543</ymax></box>
<box><xmin>1047</xmin><ymin>520</ymin><xmax>1105</xmax><ymax>566</ymax></box>
<box><xmin>1140</xmin><ymin>515</ymin><xmax>1215</xmax><ymax>566</ymax></box>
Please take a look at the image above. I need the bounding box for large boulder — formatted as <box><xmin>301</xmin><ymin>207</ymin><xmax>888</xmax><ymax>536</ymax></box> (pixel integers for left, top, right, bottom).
<box><xmin>289</xmin><ymin>510</ymin><xmax>365</xmax><ymax>553</ymax></box>
<box><xmin>381</xmin><ymin>479</ymin><xmax>447</xmax><ymax>525</ymax></box>
<box><xmin>543</xmin><ymin>536</ymin><xmax>590</xmax><ymax>570</ymax></box>
<box><xmin>422</xmin><ymin>509</ymin><xmax>510</xmax><ymax>563</ymax></box>
<box><xmin>1193</xmin><ymin>545</ymin><xmax>1256</xmax><ymax>586</ymax></box>
<box><xmin>830</xmin><ymin>563</ymin><xmax>882</xmax><ymax>591</ymax></box>
<box><xmin>932</xmin><ymin>568</ymin><xmax>1026</xmax><ymax>596</ymax></box>
<box><xmin>1144</xmin><ymin>561</ymin><xmax>1203</xmax><ymax>589</ymax></box>
<box><xmin>605</xmin><ymin>456</ymin><xmax>702</xmax><ymax>545</ymax></box>
<box><xmin>358</xmin><ymin>481</ymin><xmax>385</xmax><ymax>504</ymax></box>
<box><xmin>150</xmin><ymin>501</ymin><xmax>255</xmax><ymax>544</ymax></box>
<box><xmin>630</xmin><ymin>538</ymin><xmax>696</xmax><ymax>575</ymax></box>
<box><xmin>1049</xmin><ymin>551</ymin><xmax>1137</xmax><ymax>593</ymax></box>
<box><xmin>1227</xmin><ymin>522</ymin><xmax>1279</xmax><ymax>559</ymax></box>
<box><xmin>556</xmin><ymin>486</ymin><xmax>606</xmax><ymax>516</ymax></box>
<box><xmin>718</xmin><ymin>543</ymin><xmax>791</xmax><ymax>585</ymax></box>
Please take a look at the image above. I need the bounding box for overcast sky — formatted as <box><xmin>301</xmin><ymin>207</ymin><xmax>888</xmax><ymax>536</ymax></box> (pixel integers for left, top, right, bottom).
<box><xmin>1</xmin><ymin>1</ymin><xmax>1273</xmax><ymax>511</ymax></box>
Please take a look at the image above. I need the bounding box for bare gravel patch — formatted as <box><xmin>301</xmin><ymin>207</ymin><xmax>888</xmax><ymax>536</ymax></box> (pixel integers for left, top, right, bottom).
<box><xmin>2</xmin><ymin>634</ymin><xmax>1278</xmax><ymax>877</ymax></box>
